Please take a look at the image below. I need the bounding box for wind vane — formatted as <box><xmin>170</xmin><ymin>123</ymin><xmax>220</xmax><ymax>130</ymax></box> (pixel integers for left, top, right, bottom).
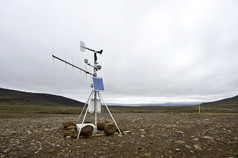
<box><xmin>52</xmin><ymin>41</ymin><xmax>121</xmax><ymax>139</ymax></box>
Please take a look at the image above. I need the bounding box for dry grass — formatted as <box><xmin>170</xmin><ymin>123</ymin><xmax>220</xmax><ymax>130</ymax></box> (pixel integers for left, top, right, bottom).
<box><xmin>0</xmin><ymin>103</ymin><xmax>237</xmax><ymax>119</ymax></box>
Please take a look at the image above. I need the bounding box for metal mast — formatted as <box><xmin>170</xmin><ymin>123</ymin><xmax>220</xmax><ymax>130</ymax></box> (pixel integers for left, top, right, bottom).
<box><xmin>80</xmin><ymin>41</ymin><xmax>103</xmax><ymax>127</ymax></box>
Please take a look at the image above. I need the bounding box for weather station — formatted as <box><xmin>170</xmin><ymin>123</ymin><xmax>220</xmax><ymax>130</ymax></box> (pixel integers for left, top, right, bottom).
<box><xmin>52</xmin><ymin>41</ymin><xmax>121</xmax><ymax>139</ymax></box>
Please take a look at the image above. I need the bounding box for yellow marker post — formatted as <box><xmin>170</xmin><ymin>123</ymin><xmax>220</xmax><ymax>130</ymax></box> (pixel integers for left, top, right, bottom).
<box><xmin>198</xmin><ymin>104</ymin><xmax>200</xmax><ymax>114</ymax></box>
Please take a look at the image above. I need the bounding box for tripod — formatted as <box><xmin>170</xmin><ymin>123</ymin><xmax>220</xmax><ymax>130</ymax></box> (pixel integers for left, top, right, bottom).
<box><xmin>76</xmin><ymin>90</ymin><xmax>121</xmax><ymax>139</ymax></box>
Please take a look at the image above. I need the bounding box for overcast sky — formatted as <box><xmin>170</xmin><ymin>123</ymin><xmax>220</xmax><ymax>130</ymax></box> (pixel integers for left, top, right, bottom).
<box><xmin>1</xmin><ymin>0</ymin><xmax>238</xmax><ymax>104</ymax></box>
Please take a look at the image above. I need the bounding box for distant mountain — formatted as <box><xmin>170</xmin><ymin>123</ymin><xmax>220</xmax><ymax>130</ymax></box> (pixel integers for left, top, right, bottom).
<box><xmin>108</xmin><ymin>102</ymin><xmax>202</xmax><ymax>106</ymax></box>
<box><xmin>0</xmin><ymin>88</ymin><xmax>84</xmax><ymax>106</ymax></box>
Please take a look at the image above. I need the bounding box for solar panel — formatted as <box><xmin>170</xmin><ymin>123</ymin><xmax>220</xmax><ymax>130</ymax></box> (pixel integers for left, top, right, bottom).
<box><xmin>93</xmin><ymin>77</ymin><xmax>104</xmax><ymax>91</ymax></box>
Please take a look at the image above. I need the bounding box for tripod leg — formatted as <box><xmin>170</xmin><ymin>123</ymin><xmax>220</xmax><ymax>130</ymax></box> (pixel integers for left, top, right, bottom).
<box><xmin>94</xmin><ymin>90</ymin><xmax>97</xmax><ymax>127</ymax></box>
<box><xmin>77</xmin><ymin>106</ymin><xmax>89</xmax><ymax>140</ymax></box>
<box><xmin>76</xmin><ymin>90</ymin><xmax>94</xmax><ymax>123</ymax></box>
<box><xmin>98</xmin><ymin>92</ymin><xmax>122</xmax><ymax>134</ymax></box>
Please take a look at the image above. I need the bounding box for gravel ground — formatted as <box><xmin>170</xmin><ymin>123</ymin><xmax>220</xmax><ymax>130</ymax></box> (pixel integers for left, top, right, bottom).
<box><xmin>0</xmin><ymin>113</ymin><xmax>238</xmax><ymax>158</ymax></box>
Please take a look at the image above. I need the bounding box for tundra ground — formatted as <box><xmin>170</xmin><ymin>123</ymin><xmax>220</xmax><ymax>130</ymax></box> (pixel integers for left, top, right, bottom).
<box><xmin>0</xmin><ymin>113</ymin><xmax>238</xmax><ymax>158</ymax></box>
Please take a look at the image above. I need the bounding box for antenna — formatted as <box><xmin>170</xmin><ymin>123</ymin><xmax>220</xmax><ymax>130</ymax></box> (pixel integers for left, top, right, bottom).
<box><xmin>72</xmin><ymin>59</ymin><xmax>74</xmax><ymax>72</ymax></box>
<box><xmin>52</xmin><ymin>48</ymin><xmax>55</xmax><ymax>65</ymax></box>
<box><xmin>52</xmin><ymin>55</ymin><xmax>94</xmax><ymax>76</ymax></box>
<box><xmin>52</xmin><ymin>41</ymin><xmax>121</xmax><ymax>139</ymax></box>
<box><xmin>65</xmin><ymin>56</ymin><xmax>67</xmax><ymax>70</ymax></box>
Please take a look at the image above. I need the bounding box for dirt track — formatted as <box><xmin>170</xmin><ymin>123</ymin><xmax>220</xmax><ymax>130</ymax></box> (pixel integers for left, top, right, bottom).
<box><xmin>0</xmin><ymin>113</ymin><xmax>238</xmax><ymax>158</ymax></box>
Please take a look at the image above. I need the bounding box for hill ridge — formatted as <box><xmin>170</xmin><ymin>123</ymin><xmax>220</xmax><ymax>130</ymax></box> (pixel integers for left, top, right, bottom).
<box><xmin>0</xmin><ymin>87</ymin><xmax>84</xmax><ymax>106</ymax></box>
<box><xmin>202</xmin><ymin>95</ymin><xmax>238</xmax><ymax>106</ymax></box>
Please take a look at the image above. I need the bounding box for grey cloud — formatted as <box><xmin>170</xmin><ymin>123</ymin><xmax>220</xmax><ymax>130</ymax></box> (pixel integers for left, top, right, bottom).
<box><xmin>0</xmin><ymin>0</ymin><xmax>238</xmax><ymax>104</ymax></box>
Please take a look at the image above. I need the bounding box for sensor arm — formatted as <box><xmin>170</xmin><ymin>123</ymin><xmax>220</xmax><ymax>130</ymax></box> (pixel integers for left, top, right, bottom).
<box><xmin>86</xmin><ymin>62</ymin><xmax>101</xmax><ymax>70</ymax></box>
<box><xmin>86</xmin><ymin>63</ymin><xmax>95</xmax><ymax>69</ymax></box>
<box><xmin>52</xmin><ymin>55</ymin><xmax>94</xmax><ymax>76</ymax></box>
<box><xmin>80</xmin><ymin>46</ymin><xmax>103</xmax><ymax>54</ymax></box>
<box><xmin>80</xmin><ymin>46</ymin><xmax>97</xmax><ymax>53</ymax></box>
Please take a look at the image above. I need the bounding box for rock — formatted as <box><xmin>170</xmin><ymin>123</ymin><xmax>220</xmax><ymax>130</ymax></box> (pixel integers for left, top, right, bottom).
<box><xmin>185</xmin><ymin>145</ymin><xmax>191</xmax><ymax>149</ymax></box>
<box><xmin>105</xmin><ymin>119</ymin><xmax>113</xmax><ymax>123</ymax></box>
<box><xmin>175</xmin><ymin>140</ymin><xmax>186</xmax><ymax>144</ymax></box>
<box><xmin>44</xmin><ymin>128</ymin><xmax>50</xmax><ymax>132</ymax></box>
<box><xmin>64</xmin><ymin>129</ymin><xmax>78</xmax><ymax>139</ymax></box>
<box><xmin>202</xmin><ymin>136</ymin><xmax>214</xmax><ymax>141</ymax></box>
<box><xmin>143</xmin><ymin>153</ymin><xmax>151</xmax><ymax>156</ymax></box>
<box><xmin>66</xmin><ymin>136</ymin><xmax>71</xmax><ymax>139</ymax></box>
<box><xmin>63</xmin><ymin>129</ymin><xmax>73</xmax><ymax>136</ymax></box>
<box><xmin>104</xmin><ymin>123</ymin><xmax>117</xmax><ymax>135</ymax></box>
<box><xmin>63</xmin><ymin>122</ymin><xmax>75</xmax><ymax>128</ymax></box>
<box><xmin>118</xmin><ymin>134</ymin><xmax>123</xmax><ymax>137</ymax></box>
<box><xmin>175</xmin><ymin>131</ymin><xmax>184</xmax><ymax>134</ymax></box>
<box><xmin>123</xmin><ymin>131</ymin><xmax>131</xmax><ymax>135</ymax></box>
<box><xmin>141</xmin><ymin>135</ymin><xmax>145</xmax><ymax>138</ymax></box>
<box><xmin>175</xmin><ymin>148</ymin><xmax>181</xmax><ymax>152</ymax></box>
<box><xmin>193</xmin><ymin>145</ymin><xmax>202</xmax><ymax>151</ymax></box>
<box><xmin>97</xmin><ymin>122</ymin><xmax>105</xmax><ymax>131</ymax></box>
<box><xmin>80</xmin><ymin>125</ymin><xmax>93</xmax><ymax>137</ymax></box>
<box><xmin>2</xmin><ymin>149</ymin><xmax>9</xmax><ymax>154</ymax></box>
<box><xmin>26</xmin><ymin>131</ymin><xmax>32</xmax><ymax>134</ymax></box>
<box><xmin>193</xmin><ymin>138</ymin><xmax>199</xmax><ymax>141</ymax></box>
<box><xmin>67</xmin><ymin>125</ymin><xmax>76</xmax><ymax>130</ymax></box>
<box><xmin>70</xmin><ymin>131</ymin><xmax>78</xmax><ymax>139</ymax></box>
<box><xmin>166</xmin><ymin>124</ymin><xmax>176</xmax><ymax>128</ymax></box>
<box><xmin>140</xmin><ymin>129</ymin><xmax>145</xmax><ymax>132</ymax></box>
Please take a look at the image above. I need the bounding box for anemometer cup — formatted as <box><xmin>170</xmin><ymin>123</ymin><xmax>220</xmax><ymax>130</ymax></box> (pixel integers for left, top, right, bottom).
<box><xmin>96</xmin><ymin>65</ymin><xmax>101</xmax><ymax>70</ymax></box>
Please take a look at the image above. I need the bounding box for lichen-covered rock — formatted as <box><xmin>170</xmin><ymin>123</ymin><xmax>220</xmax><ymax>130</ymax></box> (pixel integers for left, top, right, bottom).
<box><xmin>63</xmin><ymin>121</ymin><xmax>75</xmax><ymax>128</ymax></box>
<box><xmin>67</xmin><ymin>125</ymin><xmax>76</xmax><ymax>130</ymax></box>
<box><xmin>63</xmin><ymin>128</ymin><xmax>77</xmax><ymax>139</ymax></box>
<box><xmin>70</xmin><ymin>130</ymin><xmax>78</xmax><ymax>139</ymax></box>
<box><xmin>104</xmin><ymin>123</ymin><xmax>117</xmax><ymax>135</ymax></box>
<box><xmin>97</xmin><ymin>122</ymin><xmax>105</xmax><ymax>131</ymax></box>
<box><xmin>105</xmin><ymin>119</ymin><xmax>113</xmax><ymax>123</ymax></box>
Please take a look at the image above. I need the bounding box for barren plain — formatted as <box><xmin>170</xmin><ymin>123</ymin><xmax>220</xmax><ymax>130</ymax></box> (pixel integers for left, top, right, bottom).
<box><xmin>0</xmin><ymin>113</ymin><xmax>238</xmax><ymax>158</ymax></box>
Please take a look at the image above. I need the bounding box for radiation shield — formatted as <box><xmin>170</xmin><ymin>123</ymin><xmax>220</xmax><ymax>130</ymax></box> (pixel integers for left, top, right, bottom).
<box><xmin>88</xmin><ymin>99</ymin><xmax>101</xmax><ymax>113</ymax></box>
